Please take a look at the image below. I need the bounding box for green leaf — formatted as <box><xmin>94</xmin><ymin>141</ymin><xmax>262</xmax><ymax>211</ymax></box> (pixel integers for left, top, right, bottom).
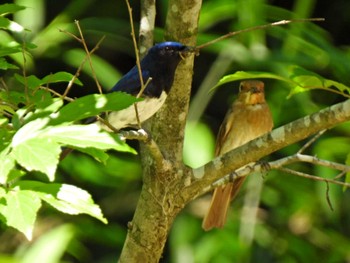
<box><xmin>43</xmin><ymin>124</ymin><xmax>136</xmax><ymax>153</ymax></box>
<box><xmin>0</xmin><ymin>16</ymin><xmax>24</xmax><ymax>32</ymax></box>
<box><xmin>41</xmin><ymin>71</ymin><xmax>83</xmax><ymax>86</ymax></box>
<box><xmin>11</xmin><ymin>118</ymin><xmax>49</xmax><ymax>146</ymax></box>
<box><xmin>213</xmin><ymin>67</ymin><xmax>350</xmax><ymax>98</ymax></box>
<box><xmin>212</xmin><ymin>70</ymin><xmax>293</xmax><ymax>91</ymax></box>
<box><xmin>0</xmin><ymin>57</ymin><xmax>18</xmax><ymax>70</ymax></box>
<box><xmin>14</xmin><ymin>72</ymin><xmax>82</xmax><ymax>89</ymax></box>
<box><xmin>50</xmin><ymin>92</ymin><xmax>141</xmax><ymax>125</ymax></box>
<box><xmin>17</xmin><ymin>181</ymin><xmax>107</xmax><ymax>224</ymax></box>
<box><xmin>0</xmin><ymin>190</ymin><xmax>41</xmax><ymax>240</ymax></box>
<box><xmin>0</xmin><ymin>3</ymin><xmax>26</xmax><ymax>15</ymax></box>
<box><xmin>0</xmin><ymin>46</ymin><xmax>23</xmax><ymax>57</ymax></box>
<box><xmin>11</xmin><ymin>138</ymin><xmax>60</xmax><ymax>181</ymax></box>
<box><xmin>14</xmin><ymin>74</ymin><xmax>42</xmax><ymax>89</ymax></box>
<box><xmin>0</xmin><ymin>148</ymin><xmax>15</xmax><ymax>184</ymax></box>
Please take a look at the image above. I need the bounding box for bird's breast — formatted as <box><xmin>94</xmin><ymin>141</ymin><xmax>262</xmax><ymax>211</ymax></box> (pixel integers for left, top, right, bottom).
<box><xmin>99</xmin><ymin>91</ymin><xmax>168</xmax><ymax>131</ymax></box>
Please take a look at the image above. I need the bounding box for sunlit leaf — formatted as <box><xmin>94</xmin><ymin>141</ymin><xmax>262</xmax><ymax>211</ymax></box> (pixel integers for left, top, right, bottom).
<box><xmin>0</xmin><ymin>147</ymin><xmax>14</xmax><ymax>184</ymax></box>
<box><xmin>12</xmin><ymin>138</ymin><xmax>60</xmax><ymax>181</ymax></box>
<box><xmin>43</xmin><ymin>124</ymin><xmax>136</xmax><ymax>153</ymax></box>
<box><xmin>0</xmin><ymin>16</ymin><xmax>24</xmax><ymax>32</ymax></box>
<box><xmin>17</xmin><ymin>181</ymin><xmax>107</xmax><ymax>224</ymax></box>
<box><xmin>50</xmin><ymin>92</ymin><xmax>141</xmax><ymax>125</ymax></box>
<box><xmin>0</xmin><ymin>190</ymin><xmax>41</xmax><ymax>240</ymax></box>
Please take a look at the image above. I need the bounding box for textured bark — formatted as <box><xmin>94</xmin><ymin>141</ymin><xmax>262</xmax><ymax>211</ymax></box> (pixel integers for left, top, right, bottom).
<box><xmin>119</xmin><ymin>0</ymin><xmax>201</xmax><ymax>262</ymax></box>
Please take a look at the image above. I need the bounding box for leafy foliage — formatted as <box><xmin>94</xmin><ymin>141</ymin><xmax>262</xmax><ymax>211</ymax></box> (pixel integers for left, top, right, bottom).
<box><xmin>0</xmin><ymin>3</ymin><xmax>138</xmax><ymax>242</ymax></box>
<box><xmin>0</xmin><ymin>0</ymin><xmax>349</xmax><ymax>262</ymax></box>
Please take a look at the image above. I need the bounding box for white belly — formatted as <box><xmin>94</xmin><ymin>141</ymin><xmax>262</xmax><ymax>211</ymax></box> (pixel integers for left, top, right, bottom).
<box><xmin>99</xmin><ymin>91</ymin><xmax>167</xmax><ymax>131</ymax></box>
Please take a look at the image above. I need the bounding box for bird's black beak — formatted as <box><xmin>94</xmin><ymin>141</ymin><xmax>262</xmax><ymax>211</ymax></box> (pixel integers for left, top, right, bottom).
<box><xmin>180</xmin><ymin>46</ymin><xmax>198</xmax><ymax>59</ymax></box>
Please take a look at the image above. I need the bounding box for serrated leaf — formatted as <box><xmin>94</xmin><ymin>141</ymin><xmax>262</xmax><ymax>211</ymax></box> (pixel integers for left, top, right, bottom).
<box><xmin>0</xmin><ymin>3</ymin><xmax>26</xmax><ymax>15</ymax></box>
<box><xmin>41</xmin><ymin>71</ymin><xmax>83</xmax><ymax>86</ymax></box>
<box><xmin>23</xmin><ymin>182</ymin><xmax>107</xmax><ymax>224</ymax></box>
<box><xmin>43</xmin><ymin>124</ymin><xmax>136</xmax><ymax>153</ymax></box>
<box><xmin>50</xmin><ymin>92</ymin><xmax>141</xmax><ymax>125</ymax></box>
<box><xmin>12</xmin><ymin>138</ymin><xmax>60</xmax><ymax>181</ymax></box>
<box><xmin>0</xmin><ymin>190</ymin><xmax>41</xmax><ymax>240</ymax></box>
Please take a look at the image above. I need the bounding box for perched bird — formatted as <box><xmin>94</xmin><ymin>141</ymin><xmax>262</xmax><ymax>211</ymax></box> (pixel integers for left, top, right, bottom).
<box><xmin>100</xmin><ymin>41</ymin><xmax>193</xmax><ymax>131</ymax></box>
<box><xmin>202</xmin><ymin>80</ymin><xmax>273</xmax><ymax>231</ymax></box>
<box><xmin>60</xmin><ymin>42</ymin><xmax>193</xmax><ymax>160</ymax></box>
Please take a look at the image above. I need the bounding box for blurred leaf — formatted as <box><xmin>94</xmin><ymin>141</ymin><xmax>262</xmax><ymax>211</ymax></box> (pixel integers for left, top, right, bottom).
<box><xmin>0</xmin><ymin>3</ymin><xmax>26</xmax><ymax>15</ymax></box>
<box><xmin>0</xmin><ymin>46</ymin><xmax>23</xmax><ymax>57</ymax></box>
<box><xmin>0</xmin><ymin>16</ymin><xmax>24</xmax><ymax>32</ymax></box>
<box><xmin>183</xmin><ymin>121</ymin><xmax>215</xmax><ymax>168</ymax></box>
<box><xmin>50</xmin><ymin>92</ymin><xmax>141</xmax><ymax>124</ymax></box>
<box><xmin>0</xmin><ymin>57</ymin><xmax>18</xmax><ymax>69</ymax></box>
<box><xmin>18</xmin><ymin>224</ymin><xmax>75</xmax><ymax>263</ymax></box>
<box><xmin>63</xmin><ymin>49</ymin><xmax>122</xmax><ymax>89</ymax></box>
<box><xmin>0</xmin><ymin>189</ymin><xmax>41</xmax><ymax>240</ymax></box>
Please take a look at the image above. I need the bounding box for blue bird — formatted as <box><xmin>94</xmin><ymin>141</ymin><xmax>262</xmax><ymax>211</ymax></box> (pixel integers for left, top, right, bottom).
<box><xmin>100</xmin><ymin>41</ymin><xmax>193</xmax><ymax>131</ymax></box>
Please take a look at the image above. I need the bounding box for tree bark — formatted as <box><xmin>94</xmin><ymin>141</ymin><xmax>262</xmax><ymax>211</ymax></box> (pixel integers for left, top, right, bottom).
<box><xmin>119</xmin><ymin>0</ymin><xmax>202</xmax><ymax>262</ymax></box>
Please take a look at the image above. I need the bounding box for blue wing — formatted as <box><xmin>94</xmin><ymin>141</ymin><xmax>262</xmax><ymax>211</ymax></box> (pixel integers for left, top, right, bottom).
<box><xmin>110</xmin><ymin>65</ymin><xmax>150</xmax><ymax>95</ymax></box>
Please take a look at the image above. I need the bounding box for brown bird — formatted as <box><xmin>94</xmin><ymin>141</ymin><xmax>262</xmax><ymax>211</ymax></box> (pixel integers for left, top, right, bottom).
<box><xmin>202</xmin><ymin>80</ymin><xmax>273</xmax><ymax>231</ymax></box>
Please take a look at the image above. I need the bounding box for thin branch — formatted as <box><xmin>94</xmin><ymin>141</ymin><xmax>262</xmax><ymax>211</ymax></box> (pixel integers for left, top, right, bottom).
<box><xmin>298</xmin><ymin>129</ymin><xmax>327</xmax><ymax>153</ymax></box>
<box><xmin>125</xmin><ymin>0</ymin><xmax>149</xmax><ymax>129</ymax></box>
<box><xmin>75</xmin><ymin>20</ymin><xmax>103</xmax><ymax>94</ymax></box>
<box><xmin>277</xmin><ymin>167</ymin><xmax>350</xmax><ymax>188</ymax></box>
<box><xmin>196</xmin><ymin>18</ymin><xmax>325</xmax><ymax>50</ymax></box>
<box><xmin>38</xmin><ymin>86</ymin><xmax>74</xmax><ymax>102</ymax></box>
<box><xmin>58</xmin><ymin>29</ymin><xmax>105</xmax><ymax>98</ymax></box>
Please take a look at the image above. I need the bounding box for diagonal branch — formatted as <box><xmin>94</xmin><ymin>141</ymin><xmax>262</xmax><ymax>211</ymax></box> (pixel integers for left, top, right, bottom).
<box><xmin>184</xmin><ymin>99</ymin><xmax>350</xmax><ymax>200</ymax></box>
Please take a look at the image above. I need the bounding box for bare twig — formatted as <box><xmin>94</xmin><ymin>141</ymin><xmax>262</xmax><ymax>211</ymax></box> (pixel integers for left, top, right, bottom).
<box><xmin>125</xmin><ymin>0</ymin><xmax>147</xmax><ymax>129</ymax></box>
<box><xmin>325</xmin><ymin>181</ymin><xmax>334</xmax><ymax>211</ymax></box>
<box><xmin>298</xmin><ymin>129</ymin><xmax>327</xmax><ymax>153</ymax></box>
<box><xmin>59</xmin><ymin>29</ymin><xmax>105</xmax><ymax>98</ymax></box>
<box><xmin>38</xmin><ymin>86</ymin><xmax>74</xmax><ymax>102</ymax></box>
<box><xmin>75</xmin><ymin>20</ymin><xmax>103</xmax><ymax>94</ymax></box>
<box><xmin>196</xmin><ymin>18</ymin><xmax>325</xmax><ymax>50</ymax></box>
<box><xmin>195</xmin><ymin>153</ymin><xmax>350</xmax><ymax>200</ymax></box>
